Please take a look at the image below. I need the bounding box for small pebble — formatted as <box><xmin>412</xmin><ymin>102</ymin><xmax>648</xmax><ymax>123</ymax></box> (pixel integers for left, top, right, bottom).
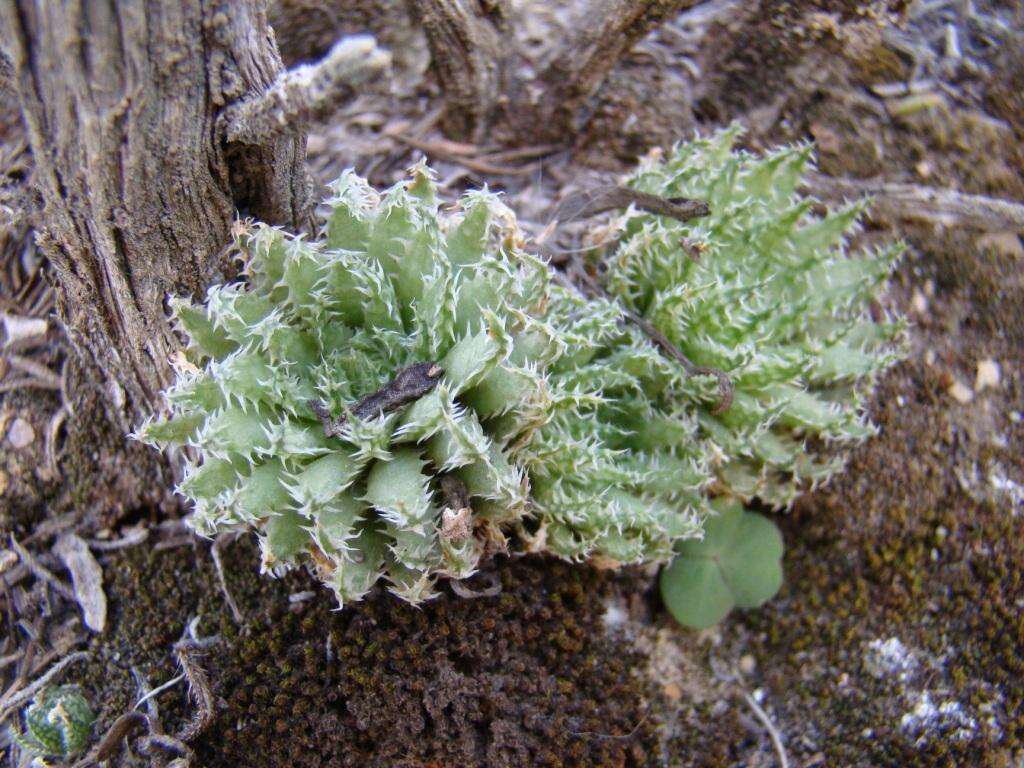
<box><xmin>948</xmin><ymin>380</ymin><xmax>973</xmax><ymax>404</ymax></box>
<box><xmin>911</xmin><ymin>290</ymin><xmax>928</xmax><ymax>314</ymax></box>
<box><xmin>6</xmin><ymin>417</ymin><xmax>35</xmax><ymax>449</ymax></box>
<box><xmin>739</xmin><ymin>654</ymin><xmax>757</xmax><ymax>675</ymax></box>
<box><xmin>975</xmin><ymin>359</ymin><xmax>1000</xmax><ymax>391</ymax></box>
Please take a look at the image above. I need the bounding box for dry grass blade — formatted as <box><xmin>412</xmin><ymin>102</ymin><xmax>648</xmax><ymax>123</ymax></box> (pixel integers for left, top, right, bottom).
<box><xmin>87</xmin><ymin>527</ymin><xmax>149</xmax><ymax>552</ymax></box>
<box><xmin>211</xmin><ymin>534</ymin><xmax>244</xmax><ymax>625</ymax></box>
<box><xmin>8</xmin><ymin>535</ymin><xmax>74</xmax><ymax>601</ymax></box>
<box><xmin>386</xmin><ymin>131</ymin><xmax>543</xmax><ymax>176</ymax></box>
<box><xmin>742</xmin><ymin>691</ymin><xmax>790</xmax><ymax>768</ymax></box>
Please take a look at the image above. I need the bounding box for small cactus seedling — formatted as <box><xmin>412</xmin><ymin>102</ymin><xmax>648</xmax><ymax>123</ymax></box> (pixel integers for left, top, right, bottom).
<box><xmin>12</xmin><ymin>685</ymin><xmax>95</xmax><ymax>761</ymax></box>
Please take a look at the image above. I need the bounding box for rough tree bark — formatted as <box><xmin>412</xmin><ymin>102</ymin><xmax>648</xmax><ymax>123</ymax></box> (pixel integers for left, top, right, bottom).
<box><xmin>410</xmin><ymin>0</ymin><xmax>712</xmax><ymax>144</ymax></box>
<box><xmin>0</xmin><ymin>2</ymin><xmax>385</xmax><ymax>518</ymax></box>
<box><xmin>0</xmin><ymin>0</ymin><xmax>309</xmax><ymax>432</ymax></box>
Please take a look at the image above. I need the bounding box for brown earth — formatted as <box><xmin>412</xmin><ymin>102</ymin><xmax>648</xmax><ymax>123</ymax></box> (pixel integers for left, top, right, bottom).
<box><xmin>75</xmin><ymin>540</ymin><xmax>660</xmax><ymax>767</ymax></box>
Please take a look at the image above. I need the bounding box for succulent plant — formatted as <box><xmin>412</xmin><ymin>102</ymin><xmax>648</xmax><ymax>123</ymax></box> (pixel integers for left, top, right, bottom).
<box><xmin>137</xmin><ymin>162</ymin><xmax>696</xmax><ymax>605</ymax></box>
<box><xmin>593</xmin><ymin>129</ymin><xmax>903</xmax><ymax>627</ymax></box>
<box><xmin>604</xmin><ymin>128</ymin><xmax>905</xmax><ymax>508</ymax></box>
<box><xmin>521</xmin><ymin>285</ymin><xmax>709</xmax><ymax>565</ymax></box>
<box><xmin>139</xmin><ymin>131</ymin><xmax>904</xmax><ymax>615</ymax></box>
<box><xmin>12</xmin><ymin>685</ymin><xmax>95</xmax><ymax>760</ymax></box>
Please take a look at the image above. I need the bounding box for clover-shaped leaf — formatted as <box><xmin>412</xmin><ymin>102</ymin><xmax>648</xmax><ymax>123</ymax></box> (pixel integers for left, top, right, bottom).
<box><xmin>659</xmin><ymin>498</ymin><xmax>784</xmax><ymax>629</ymax></box>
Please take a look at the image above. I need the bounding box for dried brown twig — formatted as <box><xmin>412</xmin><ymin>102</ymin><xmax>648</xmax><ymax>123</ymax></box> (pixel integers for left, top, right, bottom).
<box><xmin>75</xmin><ymin>711</ymin><xmax>149</xmax><ymax>766</ymax></box>
<box><xmin>173</xmin><ymin>618</ymin><xmax>220</xmax><ymax>742</ymax></box>
<box><xmin>565</xmin><ymin>269</ymin><xmax>734</xmax><ymax>415</ymax></box>
<box><xmin>806</xmin><ymin>172</ymin><xmax>1024</xmax><ymax>232</ymax></box>
<box><xmin>311</xmin><ymin>362</ymin><xmax>444</xmax><ymax>438</ymax></box>
<box><xmin>8</xmin><ymin>535</ymin><xmax>74</xmax><ymax>602</ymax></box>
<box><xmin>551</xmin><ymin>185</ymin><xmax>709</xmax><ymax>225</ymax></box>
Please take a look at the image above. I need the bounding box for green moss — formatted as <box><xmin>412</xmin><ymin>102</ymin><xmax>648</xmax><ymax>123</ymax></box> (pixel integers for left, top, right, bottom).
<box><xmin>720</xmin><ymin>329</ymin><xmax>1023</xmax><ymax>765</ymax></box>
<box><xmin>78</xmin><ymin>536</ymin><xmax>659</xmax><ymax>766</ymax></box>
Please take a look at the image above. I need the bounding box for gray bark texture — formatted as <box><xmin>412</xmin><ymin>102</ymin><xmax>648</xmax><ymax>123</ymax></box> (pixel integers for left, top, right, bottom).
<box><xmin>0</xmin><ymin>0</ymin><xmax>310</xmax><ymax>434</ymax></box>
<box><xmin>408</xmin><ymin>0</ymin><xmax>509</xmax><ymax>143</ymax></box>
<box><xmin>410</xmin><ymin>0</ymin><xmax>710</xmax><ymax>143</ymax></box>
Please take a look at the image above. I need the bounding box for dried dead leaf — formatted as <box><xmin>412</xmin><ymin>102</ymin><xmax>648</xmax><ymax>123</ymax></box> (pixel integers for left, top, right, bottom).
<box><xmin>54</xmin><ymin>533</ymin><xmax>107</xmax><ymax>633</ymax></box>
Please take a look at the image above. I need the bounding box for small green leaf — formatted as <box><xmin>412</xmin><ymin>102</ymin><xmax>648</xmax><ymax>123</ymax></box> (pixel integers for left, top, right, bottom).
<box><xmin>660</xmin><ymin>556</ymin><xmax>734</xmax><ymax>630</ymax></box>
<box><xmin>721</xmin><ymin>511</ymin><xmax>784</xmax><ymax>608</ymax></box>
<box><xmin>660</xmin><ymin>499</ymin><xmax>784</xmax><ymax>629</ymax></box>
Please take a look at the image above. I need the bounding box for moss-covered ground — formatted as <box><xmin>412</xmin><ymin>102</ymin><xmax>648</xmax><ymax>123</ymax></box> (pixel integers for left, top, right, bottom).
<box><xmin>79</xmin><ymin>541</ymin><xmax>660</xmax><ymax>767</ymax></box>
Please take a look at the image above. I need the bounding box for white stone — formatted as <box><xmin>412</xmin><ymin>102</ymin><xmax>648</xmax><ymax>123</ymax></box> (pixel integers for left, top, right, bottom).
<box><xmin>975</xmin><ymin>359</ymin><xmax>1000</xmax><ymax>391</ymax></box>
<box><xmin>6</xmin><ymin>418</ymin><xmax>34</xmax><ymax>449</ymax></box>
<box><xmin>864</xmin><ymin>637</ymin><xmax>917</xmax><ymax>681</ymax></box>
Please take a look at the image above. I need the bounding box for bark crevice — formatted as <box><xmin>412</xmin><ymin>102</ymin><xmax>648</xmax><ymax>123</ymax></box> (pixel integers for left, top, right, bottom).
<box><xmin>0</xmin><ymin>0</ymin><xmax>321</xmax><ymax>515</ymax></box>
